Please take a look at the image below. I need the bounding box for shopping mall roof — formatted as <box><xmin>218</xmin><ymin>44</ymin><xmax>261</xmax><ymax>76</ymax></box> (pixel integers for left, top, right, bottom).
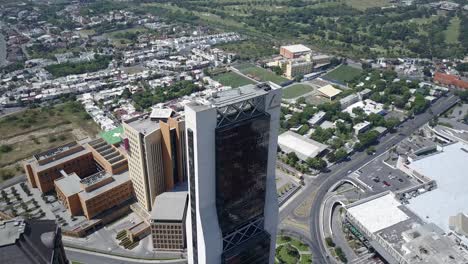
<box><xmin>99</xmin><ymin>126</ymin><xmax>124</xmax><ymax>145</ymax></box>
<box><xmin>406</xmin><ymin>142</ymin><xmax>468</xmax><ymax>243</ymax></box>
<box><xmin>346</xmin><ymin>192</ymin><xmax>410</xmax><ymax>233</ymax></box>
<box><xmin>278</xmin><ymin>131</ymin><xmax>328</xmax><ymax>160</ymax></box>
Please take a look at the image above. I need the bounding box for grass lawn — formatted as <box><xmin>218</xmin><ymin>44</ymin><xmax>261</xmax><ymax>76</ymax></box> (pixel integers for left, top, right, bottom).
<box><xmin>0</xmin><ymin>102</ymin><xmax>100</xmax><ymax>181</ymax></box>
<box><xmin>76</xmin><ymin>29</ymin><xmax>96</xmax><ymax>37</ymax></box>
<box><xmin>235</xmin><ymin>63</ymin><xmax>288</xmax><ymax>84</ymax></box>
<box><xmin>283</xmin><ymin>84</ymin><xmax>314</xmax><ymax>99</ymax></box>
<box><xmin>344</xmin><ymin>0</ymin><xmax>392</xmax><ymax>10</ymax></box>
<box><xmin>276</xmin><ymin>236</ymin><xmax>312</xmax><ymax>263</ymax></box>
<box><xmin>105</xmin><ymin>27</ymin><xmax>148</xmax><ymax>39</ymax></box>
<box><xmin>290</xmin><ymin>239</ymin><xmax>310</xmax><ymax>252</ymax></box>
<box><xmin>300</xmin><ymin>254</ymin><xmax>312</xmax><ymax>264</ymax></box>
<box><xmin>444</xmin><ymin>16</ymin><xmax>460</xmax><ymax>44</ymax></box>
<box><xmin>212</xmin><ymin>71</ymin><xmax>255</xmax><ymax>88</ymax></box>
<box><xmin>276</xmin><ymin>244</ymin><xmax>300</xmax><ymax>264</ymax></box>
<box><xmin>277</xmin><ymin>235</ymin><xmax>292</xmax><ymax>244</ymax></box>
<box><xmin>323</xmin><ymin>65</ymin><xmax>362</xmax><ymax>84</ymax></box>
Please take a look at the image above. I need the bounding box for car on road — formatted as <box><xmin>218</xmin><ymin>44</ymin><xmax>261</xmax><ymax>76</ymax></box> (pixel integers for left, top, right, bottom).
<box><xmin>383</xmin><ymin>181</ymin><xmax>391</xmax><ymax>187</ymax></box>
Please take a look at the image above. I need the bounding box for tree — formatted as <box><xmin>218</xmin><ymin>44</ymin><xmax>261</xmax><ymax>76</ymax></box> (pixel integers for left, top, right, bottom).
<box><xmin>296</xmin><ymin>97</ymin><xmax>306</xmax><ymax>105</ymax></box>
<box><xmin>325</xmin><ymin>237</ymin><xmax>336</xmax><ymax>247</ymax></box>
<box><xmin>330</xmin><ymin>138</ymin><xmax>344</xmax><ymax>149</ymax></box>
<box><xmin>366</xmin><ymin>146</ymin><xmax>376</xmax><ymax>155</ymax></box>
<box><xmin>423</xmin><ymin>67</ymin><xmax>432</xmax><ymax>77</ymax></box>
<box><xmin>352</xmin><ymin>107</ymin><xmax>366</xmax><ymax>119</ymax></box>
<box><xmin>45</xmin><ymin>55</ymin><xmax>112</xmax><ymax>77</ymax></box>
<box><xmin>306</xmin><ymin>157</ymin><xmax>327</xmax><ymax>171</ymax></box>
<box><xmin>362</xmin><ymin>62</ymin><xmax>372</xmax><ymax>70</ymax></box>
<box><xmin>311</xmin><ymin>127</ymin><xmax>334</xmax><ymax>143</ymax></box>
<box><xmin>0</xmin><ymin>170</ymin><xmax>14</xmax><ymax>181</ymax></box>
<box><xmin>271</xmin><ymin>66</ymin><xmax>283</xmax><ymax>76</ymax></box>
<box><xmin>286</xmin><ymin>152</ymin><xmax>299</xmax><ymax>166</ymax></box>
<box><xmin>456</xmin><ymin>90</ymin><xmax>468</xmax><ymax>103</ymax></box>
<box><xmin>326</xmin><ymin>152</ymin><xmax>336</xmax><ymax>162</ymax></box>
<box><xmin>384</xmin><ymin>117</ymin><xmax>400</xmax><ymax>131</ymax></box>
<box><xmin>0</xmin><ymin>145</ymin><xmax>13</xmax><ymax>153</ymax></box>
<box><xmin>122</xmin><ymin>88</ymin><xmax>132</xmax><ymax>99</ymax></box>
<box><xmin>330</xmin><ymin>57</ymin><xmax>341</xmax><ymax>66</ymax></box>
<box><xmin>294</xmin><ymin>74</ymin><xmax>304</xmax><ymax>82</ymax></box>
<box><xmin>412</xmin><ymin>94</ymin><xmax>429</xmax><ymax>114</ymax></box>
<box><xmin>456</xmin><ymin>63</ymin><xmax>468</xmax><ymax>72</ymax></box>
<box><xmin>335</xmin><ymin>247</ymin><xmax>348</xmax><ymax>263</ymax></box>
<box><xmin>297</xmin><ymin>124</ymin><xmax>310</xmax><ymax>135</ymax></box>
<box><xmin>367</xmin><ymin>113</ymin><xmax>385</xmax><ymax>127</ymax></box>
<box><xmin>355</xmin><ymin>130</ymin><xmax>380</xmax><ymax>150</ymax></box>
<box><xmin>335</xmin><ymin>148</ymin><xmax>348</xmax><ymax>161</ymax></box>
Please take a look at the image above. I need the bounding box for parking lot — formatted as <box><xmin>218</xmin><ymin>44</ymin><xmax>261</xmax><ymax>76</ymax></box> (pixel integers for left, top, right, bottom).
<box><xmin>353</xmin><ymin>154</ymin><xmax>418</xmax><ymax>194</ymax></box>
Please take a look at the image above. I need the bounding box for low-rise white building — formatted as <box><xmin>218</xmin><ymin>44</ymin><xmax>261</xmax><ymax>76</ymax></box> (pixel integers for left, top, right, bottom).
<box><xmin>278</xmin><ymin>131</ymin><xmax>328</xmax><ymax>161</ymax></box>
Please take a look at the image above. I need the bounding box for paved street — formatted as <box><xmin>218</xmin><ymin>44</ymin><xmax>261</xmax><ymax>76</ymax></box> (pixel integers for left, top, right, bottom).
<box><xmin>0</xmin><ymin>174</ymin><xmax>25</xmax><ymax>189</ymax></box>
<box><xmin>65</xmin><ymin>247</ymin><xmax>187</xmax><ymax>264</ymax></box>
<box><xmin>279</xmin><ymin>93</ymin><xmax>459</xmax><ymax>263</ymax></box>
<box><xmin>330</xmin><ymin>205</ymin><xmax>357</xmax><ymax>261</ymax></box>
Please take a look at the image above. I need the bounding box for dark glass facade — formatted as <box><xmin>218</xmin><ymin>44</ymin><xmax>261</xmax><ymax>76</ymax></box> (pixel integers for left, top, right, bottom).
<box><xmin>215</xmin><ymin>113</ymin><xmax>270</xmax><ymax>235</ymax></box>
<box><xmin>170</xmin><ymin>128</ymin><xmax>179</xmax><ymax>184</ymax></box>
<box><xmin>222</xmin><ymin>231</ymin><xmax>271</xmax><ymax>264</ymax></box>
<box><xmin>187</xmin><ymin>129</ymin><xmax>198</xmax><ymax>264</ymax></box>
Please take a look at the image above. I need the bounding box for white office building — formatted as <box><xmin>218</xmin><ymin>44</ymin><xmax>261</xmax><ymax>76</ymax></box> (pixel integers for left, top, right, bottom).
<box><xmin>184</xmin><ymin>83</ymin><xmax>282</xmax><ymax>264</ymax></box>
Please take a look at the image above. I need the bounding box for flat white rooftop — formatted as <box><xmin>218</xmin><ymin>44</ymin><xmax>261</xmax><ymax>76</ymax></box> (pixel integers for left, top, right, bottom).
<box><xmin>343</xmin><ymin>99</ymin><xmax>385</xmax><ymax>117</ymax></box>
<box><xmin>281</xmin><ymin>44</ymin><xmax>311</xmax><ymax>54</ymax></box>
<box><xmin>407</xmin><ymin>142</ymin><xmax>468</xmax><ymax>242</ymax></box>
<box><xmin>278</xmin><ymin>131</ymin><xmax>328</xmax><ymax>160</ymax></box>
<box><xmin>150</xmin><ymin>108</ymin><xmax>173</xmax><ymax>120</ymax></box>
<box><xmin>347</xmin><ymin>192</ymin><xmax>410</xmax><ymax>233</ymax></box>
<box><xmin>318</xmin><ymin>84</ymin><xmax>341</xmax><ymax>98</ymax></box>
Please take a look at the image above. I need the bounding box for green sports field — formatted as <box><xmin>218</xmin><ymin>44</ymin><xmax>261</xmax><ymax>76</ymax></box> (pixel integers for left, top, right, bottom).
<box><xmin>212</xmin><ymin>71</ymin><xmax>255</xmax><ymax>88</ymax></box>
<box><xmin>283</xmin><ymin>84</ymin><xmax>314</xmax><ymax>99</ymax></box>
<box><xmin>235</xmin><ymin>63</ymin><xmax>288</xmax><ymax>84</ymax></box>
<box><xmin>323</xmin><ymin>65</ymin><xmax>362</xmax><ymax>84</ymax></box>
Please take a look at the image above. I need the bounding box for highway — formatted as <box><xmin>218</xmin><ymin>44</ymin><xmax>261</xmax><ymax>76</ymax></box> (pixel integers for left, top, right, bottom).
<box><xmin>279</xmin><ymin>93</ymin><xmax>459</xmax><ymax>263</ymax></box>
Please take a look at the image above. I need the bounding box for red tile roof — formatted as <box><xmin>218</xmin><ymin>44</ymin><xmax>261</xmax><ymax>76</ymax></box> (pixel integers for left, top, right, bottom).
<box><xmin>434</xmin><ymin>72</ymin><xmax>468</xmax><ymax>89</ymax></box>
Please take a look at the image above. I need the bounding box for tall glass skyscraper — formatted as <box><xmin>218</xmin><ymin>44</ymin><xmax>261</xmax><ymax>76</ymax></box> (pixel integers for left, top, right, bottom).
<box><xmin>185</xmin><ymin>83</ymin><xmax>282</xmax><ymax>264</ymax></box>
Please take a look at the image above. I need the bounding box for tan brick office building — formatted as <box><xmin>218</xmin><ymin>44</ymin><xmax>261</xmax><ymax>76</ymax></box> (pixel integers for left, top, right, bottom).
<box><xmin>280</xmin><ymin>44</ymin><xmax>311</xmax><ymax>59</ymax></box>
<box><xmin>123</xmin><ymin>109</ymin><xmax>186</xmax><ymax>211</ymax></box>
<box><xmin>150</xmin><ymin>191</ymin><xmax>187</xmax><ymax>251</ymax></box>
<box><xmin>23</xmin><ymin>141</ymin><xmax>96</xmax><ymax>193</ymax></box>
<box><xmin>24</xmin><ymin>138</ymin><xmax>134</xmax><ymax>221</ymax></box>
<box><xmin>55</xmin><ymin>170</ymin><xmax>133</xmax><ymax>219</ymax></box>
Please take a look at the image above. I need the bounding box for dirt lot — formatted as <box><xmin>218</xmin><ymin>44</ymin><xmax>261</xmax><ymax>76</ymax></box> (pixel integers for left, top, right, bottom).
<box><xmin>0</xmin><ymin>102</ymin><xmax>100</xmax><ymax>181</ymax></box>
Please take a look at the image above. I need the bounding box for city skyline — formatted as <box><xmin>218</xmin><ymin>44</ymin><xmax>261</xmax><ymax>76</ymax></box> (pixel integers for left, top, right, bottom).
<box><xmin>0</xmin><ymin>1</ymin><xmax>468</xmax><ymax>263</ymax></box>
